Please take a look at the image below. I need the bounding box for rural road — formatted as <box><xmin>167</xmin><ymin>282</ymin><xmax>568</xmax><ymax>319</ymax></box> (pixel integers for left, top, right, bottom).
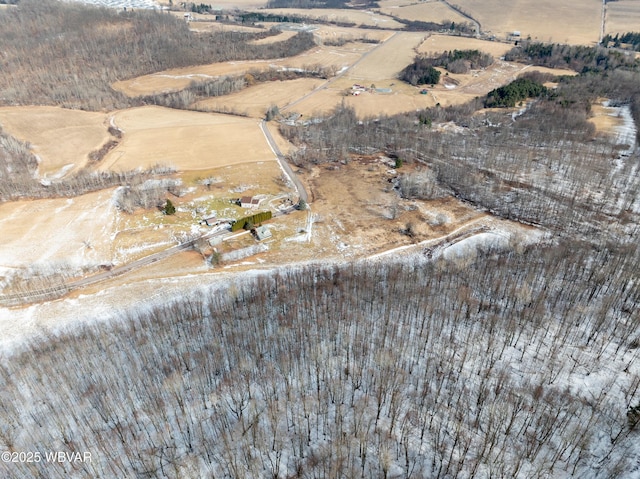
<box><xmin>67</xmin><ymin>227</ymin><xmax>234</xmax><ymax>290</ymax></box>
<box><xmin>0</xmin><ymin>228</ymin><xmax>231</xmax><ymax>307</ymax></box>
<box><xmin>260</xmin><ymin>120</ymin><xmax>308</xmax><ymax>203</ymax></box>
<box><xmin>600</xmin><ymin>0</ymin><xmax>606</xmax><ymax>44</ymax></box>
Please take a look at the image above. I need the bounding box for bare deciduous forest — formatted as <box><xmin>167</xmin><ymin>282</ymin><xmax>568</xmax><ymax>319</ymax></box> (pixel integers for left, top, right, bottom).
<box><xmin>1</xmin><ymin>242</ymin><xmax>640</xmax><ymax>477</ymax></box>
<box><xmin>1</xmin><ymin>1</ymin><xmax>640</xmax><ymax>478</ymax></box>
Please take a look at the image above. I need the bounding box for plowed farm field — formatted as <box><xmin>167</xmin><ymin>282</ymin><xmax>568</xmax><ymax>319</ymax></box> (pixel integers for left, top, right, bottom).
<box><xmin>605</xmin><ymin>0</ymin><xmax>640</xmax><ymax>35</ymax></box>
<box><xmin>0</xmin><ymin>106</ymin><xmax>109</xmax><ymax>177</ymax></box>
<box><xmin>450</xmin><ymin>0</ymin><xmax>602</xmax><ymax>44</ymax></box>
<box><xmin>100</xmin><ymin>106</ymin><xmax>277</xmax><ymax>171</ymax></box>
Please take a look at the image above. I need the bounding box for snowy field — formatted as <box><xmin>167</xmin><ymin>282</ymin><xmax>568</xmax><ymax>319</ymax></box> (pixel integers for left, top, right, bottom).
<box><xmin>63</xmin><ymin>0</ymin><xmax>161</xmax><ymax>9</ymax></box>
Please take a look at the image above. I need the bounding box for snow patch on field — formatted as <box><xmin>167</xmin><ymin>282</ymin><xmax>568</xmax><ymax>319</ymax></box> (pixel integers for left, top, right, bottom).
<box><xmin>441</xmin><ymin>231</ymin><xmax>510</xmax><ymax>259</ymax></box>
<box><xmin>604</xmin><ymin>101</ymin><xmax>637</xmax><ymax>156</ymax></box>
<box><xmin>62</xmin><ymin>0</ymin><xmax>161</xmax><ymax>8</ymax></box>
<box><xmin>0</xmin><ymin>190</ymin><xmax>116</xmax><ymax>270</ymax></box>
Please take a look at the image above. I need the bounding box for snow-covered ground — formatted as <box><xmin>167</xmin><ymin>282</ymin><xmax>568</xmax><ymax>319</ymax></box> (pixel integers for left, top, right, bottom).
<box><xmin>604</xmin><ymin>101</ymin><xmax>637</xmax><ymax>156</ymax></box>
<box><xmin>62</xmin><ymin>0</ymin><xmax>161</xmax><ymax>9</ymax></box>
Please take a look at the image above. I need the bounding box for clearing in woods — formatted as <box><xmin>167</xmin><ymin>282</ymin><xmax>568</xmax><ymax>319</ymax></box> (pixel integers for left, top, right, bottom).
<box><xmin>249</xmin><ymin>30</ymin><xmax>298</xmax><ymax>45</ymax></box>
<box><xmin>312</xmin><ymin>25</ymin><xmax>395</xmax><ymax>44</ymax></box>
<box><xmin>450</xmin><ymin>0</ymin><xmax>602</xmax><ymax>44</ymax></box>
<box><xmin>99</xmin><ymin>106</ymin><xmax>279</xmax><ymax>171</ymax></box>
<box><xmin>0</xmin><ymin>106</ymin><xmax>109</xmax><ymax>178</ymax></box>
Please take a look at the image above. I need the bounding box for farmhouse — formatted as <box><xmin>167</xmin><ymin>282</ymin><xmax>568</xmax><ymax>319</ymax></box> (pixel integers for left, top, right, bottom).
<box><xmin>351</xmin><ymin>84</ymin><xmax>367</xmax><ymax>96</ymax></box>
<box><xmin>240</xmin><ymin>196</ymin><xmax>261</xmax><ymax>208</ymax></box>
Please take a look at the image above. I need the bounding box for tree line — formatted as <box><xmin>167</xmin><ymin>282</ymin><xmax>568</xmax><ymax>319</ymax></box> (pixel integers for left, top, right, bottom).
<box><xmin>484</xmin><ymin>76</ymin><xmax>547</xmax><ymax>108</ymax></box>
<box><xmin>505</xmin><ymin>41</ymin><xmax>640</xmax><ymax>73</ymax></box>
<box><xmin>602</xmin><ymin>32</ymin><xmax>640</xmax><ymax>51</ymax></box>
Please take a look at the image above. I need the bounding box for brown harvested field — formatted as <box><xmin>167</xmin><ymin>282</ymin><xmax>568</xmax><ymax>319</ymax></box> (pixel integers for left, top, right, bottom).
<box><xmin>259</xmin><ymin>8</ymin><xmax>405</xmax><ymax>29</ymax></box>
<box><xmin>249</xmin><ymin>30</ymin><xmax>298</xmax><ymax>44</ymax></box>
<box><xmin>290</xmin><ymin>82</ymin><xmax>436</xmax><ymax>118</ymax></box>
<box><xmin>605</xmin><ymin>0</ymin><xmax>640</xmax><ymax>35</ymax></box>
<box><xmin>417</xmin><ymin>34</ymin><xmax>514</xmax><ymax>58</ymax></box>
<box><xmin>187</xmin><ymin>21</ymin><xmax>266</xmax><ymax>34</ymax></box>
<box><xmin>428</xmin><ymin>61</ymin><xmax>576</xmax><ymax>107</ymax></box>
<box><xmin>377</xmin><ymin>0</ymin><xmax>470</xmax><ymax>25</ymax></box>
<box><xmin>101</xmin><ymin>106</ymin><xmax>276</xmax><ymax>171</ymax></box>
<box><xmin>196</xmin><ymin>78</ymin><xmax>325</xmax><ymax>118</ymax></box>
<box><xmin>289</xmin><ymin>59</ymin><xmax>574</xmax><ymax>117</ymax></box>
<box><xmin>346</xmin><ymin>32</ymin><xmax>426</xmax><ymax>80</ymax></box>
<box><xmin>0</xmin><ymin>189</ymin><xmax>116</xmax><ymax>270</ymax></box>
<box><xmin>112</xmin><ymin>42</ymin><xmax>376</xmax><ymax>97</ymax></box>
<box><xmin>452</xmin><ymin>0</ymin><xmax>602</xmax><ymax>44</ymax></box>
<box><xmin>312</xmin><ymin>25</ymin><xmax>395</xmax><ymax>44</ymax></box>
<box><xmin>0</xmin><ymin>106</ymin><xmax>109</xmax><ymax>177</ymax></box>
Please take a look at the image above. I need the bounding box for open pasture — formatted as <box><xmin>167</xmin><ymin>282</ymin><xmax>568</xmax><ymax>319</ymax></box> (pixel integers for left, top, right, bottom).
<box><xmin>346</xmin><ymin>31</ymin><xmax>426</xmax><ymax>81</ymax></box>
<box><xmin>417</xmin><ymin>34</ymin><xmax>514</xmax><ymax>58</ymax></box>
<box><xmin>101</xmin><ymin>106</ymin><xmax>276</xmax><ymax>171</ymax></box>
<box><xmin>451</xmin><ymin>0</ymin><xmax>602</xmax><ymax>44</ymax></box>
<box><xmin>605</xmin><ymin>0</ymin><xmax>640</xmax><ymax>35</ymax></box>
<box><xmin>0</xmin><ymin>189</ymin><xmax>116</xmax><ymax>271</ymax></box>
<box><xmin>249</xmin><ymin>30</ymin><xmax>298</xmax><ymax>44</ymax></box>
<box><xmin>186</xmin><ymin>21</ymin><xmax>266</xmax><ymax>34</ymax></box>
<box><xmin>0</xmin><ymin>106</ymin><xmax>109</xmax><ymax>177</ymax></box>
<box><xmin>288</xmin><ymin>81</ymin><xmax>435</xmax><ymax>118</ymax></box>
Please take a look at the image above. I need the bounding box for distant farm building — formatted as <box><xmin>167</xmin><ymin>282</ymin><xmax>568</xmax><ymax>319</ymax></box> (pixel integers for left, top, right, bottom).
<box><xmin>351</xmin><ymin>84</ymin><xmax>366</xmax><ymax>96</ymax></box>
<box><xmin>202</xmin><ymin>216</ymin><xmax>217</xmax><ymax>226</ymax></box>
<box><xmin>255</xmin><ymin>225</ymin><xmax>272</xmax><ymax>241</ymax></box>
<box><xmin>240</xmin><ymin>196</ymin><xmax>261</xmax><ymax>208</ymax></box>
